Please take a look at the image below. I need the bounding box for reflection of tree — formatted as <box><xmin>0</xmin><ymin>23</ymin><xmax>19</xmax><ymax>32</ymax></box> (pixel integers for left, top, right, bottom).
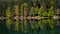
<box><xmin>44</xmin><ymin>19</ymin><xmax>54</xmax><ymax>29</ymax></box>
<box><xmin>51</xmin><ymin>29</ymin><xmax>55</xmax><ymax>34</ymax></box>
<box><xmin>38</xmin><ymin>20</ymin><xmax>44</xmax><ymax>30</ymax></box>
<box><xmin>15</xmin><ymin>19</ymin><xmax>19</xmax><ymax>31</ymax></box>
<box><xmin>47</xmin><ymin>19</ymin><xmax>54</xmax><ymax>29</ymax></box>
<box><xmin>38</xmin><ymin>19</ymin><xmax>55</xmax><ymax>30</ymax></box>
<box><xmin>30</xmin><ymin>20</ymin><xmax>38</xmax><ymax>29</ymax></box>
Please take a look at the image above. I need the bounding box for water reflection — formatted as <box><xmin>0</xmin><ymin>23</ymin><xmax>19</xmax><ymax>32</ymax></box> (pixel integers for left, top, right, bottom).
<box><xmin>0</xmin><ymin>18</ymin><xmax>60</xmax><ymax>34</ymax></box>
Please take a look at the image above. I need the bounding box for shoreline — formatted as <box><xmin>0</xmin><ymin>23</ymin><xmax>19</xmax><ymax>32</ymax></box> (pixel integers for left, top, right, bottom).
<box><xmin>0</xmin><ymin>16</ymin><xmax>60</xmax><ymax>20</ymax></box>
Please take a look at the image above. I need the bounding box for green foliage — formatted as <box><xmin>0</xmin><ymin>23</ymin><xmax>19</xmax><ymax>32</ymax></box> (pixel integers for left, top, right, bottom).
<box><xmin>15</xmin><ymin>20</ymin><xmax>19</xmax><ymax>31</ymax></box>
<box><xmin>30</xmin><ymin>7</ymin><xmax>35</xmax><ymax>16</ymax></box>
<box><xmin>38</xmin><ymin>6</ymin><xmax>44</xmax><ymax>16</ymax></box>
<box><xmin>42</xmin><ymin>11</ymin><xmax>48</xmax><ymax>17</ymax></box>
<box><xmin>59</xmin><ymin>16</ymin><xmax>60</xmax><ymax>19</ymax></box>
<box><xmin>38</xmin><ymin>20</ymin><xmax>44</xmax><ymax>30</ymax></box>
<box><xmin>34</xmin><ymin>7</ymin><xmax>39</xmax><ymax>16</ymax></box>
<box><xmin>48</xmin><ymin>6</ymin><xmax>55</xmax><ymax>17</ymax></box>
<box><xmin>24</xmin><ymin>27</ymin><xmax>28</xmax><ymax>33</ymax></box>
<box><xmin>42</xmin><ymin>19</ymin><xmax>48</xmax><ymax>24</ymax></box>
<box><xmin>47</xmin><ymin>19</ymin><xmax>54</xmax><ymax>29</ymax></box>
<box><xmin>30</xmin><ymin>20</ymin><xmax>36</xmax><ymax>29</ymax></box>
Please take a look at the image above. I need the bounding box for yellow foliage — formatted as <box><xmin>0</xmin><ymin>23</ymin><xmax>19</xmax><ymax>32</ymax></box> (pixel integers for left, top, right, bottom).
<box><xmin>6</xmin><ymin>7</ymin><xmax>11</xmax><ymax>17</ymax></box>
<box><xmin>23</xmin><ymin>3</ymin><xmax>27</xmax><ymax>7</ymax></box>
<box><xmin>14</xmin><ymin>5</ymin><xmax>19</xmax><ymax>15</ymax></box>
<box><xmin>24</xmin><ymin>19</ymin><xmax>28</xmax><ymax>33</ymax></box>
<box><xmin>14</xmin><ymin>5</ymin><xmax>19</xmax><ymax>31</ymax></box>
<box><xmin>6</xmin><ymin>19</ymin><xmax>12</xmax><ymax>29</ymax></box>
<box><xmin>6</xmin><ymin>7</ymin><xmax>12</xmax><ymax>29</ymax></box>
<box><xmin>24</xmin><ymin>11</ymin><xmax>27</xmax><ymax>16</ymax></box>
<box><xmin>23</xmin><ymin>19</ymin><xmax>27</xmax><ymax>27</ymax></box>
<box><xmin>15</xmin><ymin>20</ymin><xmax>19</xmax><ymax>31</ymax></box>
<box><xmin>23</xmin><ymin>19</ymin><xmax>27</xmax><ymax>33</ymax></box>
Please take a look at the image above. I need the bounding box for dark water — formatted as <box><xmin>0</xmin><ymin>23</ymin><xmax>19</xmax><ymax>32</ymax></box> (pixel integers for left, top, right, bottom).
<box><xmin>0</xmin><ymin>19</ymin><xmax>60</xmax><ymax>34</ymax></box>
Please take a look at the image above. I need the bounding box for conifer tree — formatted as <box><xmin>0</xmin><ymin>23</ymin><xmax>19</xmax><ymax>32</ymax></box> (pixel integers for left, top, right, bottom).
<box><xmin>38</xmin><ymin>6</ymin><xmax>44</xmax><ymax>16</ymax></box>
<box><xmin>48</xmin><ymin>0</ymin><xmax>55</xmax><ymax>17</ymax></box>
<box><xmin>48</xmin><ymin>6</ymin><xmax>55</xmax><ymax>17</ymax></box>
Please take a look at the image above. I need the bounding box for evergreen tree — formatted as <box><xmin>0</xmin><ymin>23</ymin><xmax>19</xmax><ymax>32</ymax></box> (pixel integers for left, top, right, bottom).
<box><xmin>48</xmin><ymin>6</ymin><xmax>55</xmax><ymax>17</ymax></box>
<box><xmin>38</xmin><ymin>6</ymin><xmax>44</xmax><ymax>16</ymax></box>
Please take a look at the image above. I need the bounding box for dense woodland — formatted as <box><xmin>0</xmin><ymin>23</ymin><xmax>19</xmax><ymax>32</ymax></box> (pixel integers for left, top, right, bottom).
<box><xmin>0</xmin><ymin>0</ymin><xmax>60</xmax><ymax>16</ymax></box>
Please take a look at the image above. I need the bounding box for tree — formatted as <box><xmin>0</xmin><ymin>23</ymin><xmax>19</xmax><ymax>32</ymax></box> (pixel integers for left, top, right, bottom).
<box><xmin>6</xmin><ymin>7</ymin><xmax>12</xmax><ymax>29</ymax></box>
<box><xmin>42</xmin><ymin>11</ymin><xmax>48</xmax><ymax>17</ymax></box>
<box><xmin>48</xmin><ymin>6</ymin><xmax>55</xmax><ymax>17</ymax></box>
<box><xmin>38</xmin><ymin>6</ymin><xmax>44</xmax><ymax>16</ymax></box>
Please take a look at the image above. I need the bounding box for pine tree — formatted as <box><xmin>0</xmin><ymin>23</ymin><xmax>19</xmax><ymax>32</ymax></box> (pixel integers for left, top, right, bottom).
<box><xmin>48</xmin><ymin>6</ymin><xmax>55</xmax><ymax>17</ymax></box>
<box><xmin>30</xmin><ymin>6</ymin><xmax>35</xmax><ymax>16</ymax></box>
<box><xmin>48</xmin><ymin>0</ymin><xmax>55</xmax><ymax>17</ymax></box>
<box><xmin>38</xmin><ymin>6</ymin><xmax>44</xmax><ymax>16</ymax></box>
